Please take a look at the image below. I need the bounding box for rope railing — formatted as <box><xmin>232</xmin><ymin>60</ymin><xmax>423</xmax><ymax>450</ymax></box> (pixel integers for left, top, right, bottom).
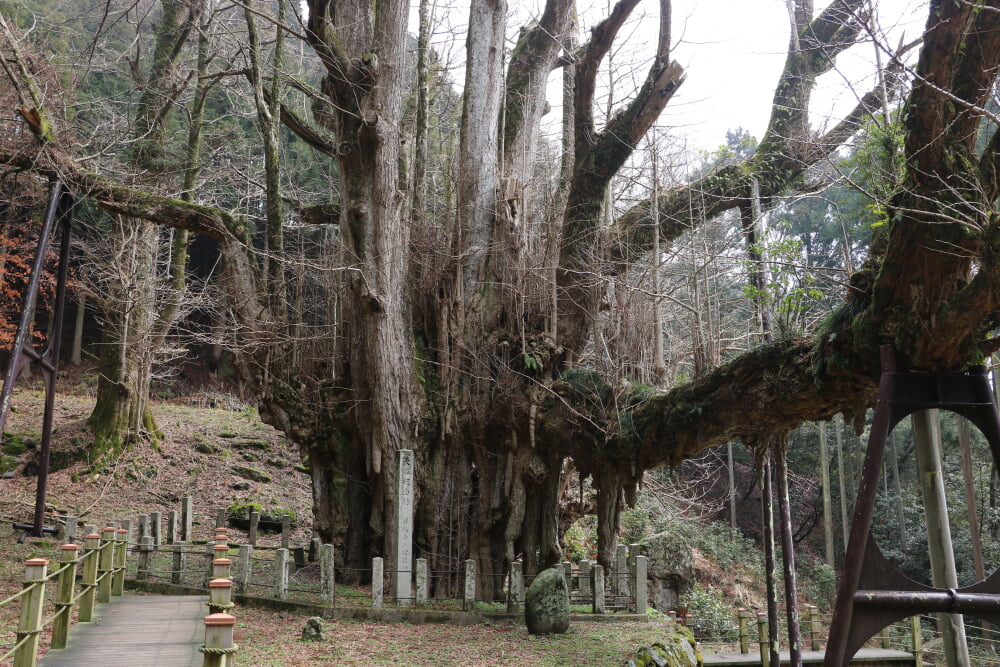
<box><xmin>0</xmin><ymin>501</ymin><xmax>250</xmax><ymax>667</ymax></box>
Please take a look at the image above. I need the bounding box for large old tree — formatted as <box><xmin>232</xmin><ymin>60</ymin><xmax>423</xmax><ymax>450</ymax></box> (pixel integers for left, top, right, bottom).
<box><xmin>4</xmin><ymin>0</ymin><xmax>1000</xmax><ymax>595</ymax></box>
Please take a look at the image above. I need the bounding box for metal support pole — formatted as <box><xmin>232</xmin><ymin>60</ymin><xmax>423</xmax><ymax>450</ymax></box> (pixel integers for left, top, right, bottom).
<box><xmin>776</xmin><ymin>439</ymin><xmax>803</xmax><ymax>666</ymax></box>
<box><xmin>760</xmin><ymin>459</ymin><xmax>780</xmax><ymax>666</ymax></box>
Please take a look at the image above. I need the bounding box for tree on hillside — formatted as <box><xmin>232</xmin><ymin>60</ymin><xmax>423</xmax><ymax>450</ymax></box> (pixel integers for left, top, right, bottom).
<box><xmin>6</xmin><ymin>0</ymin><xmax>999</xmax><ymax>601</ymax></box>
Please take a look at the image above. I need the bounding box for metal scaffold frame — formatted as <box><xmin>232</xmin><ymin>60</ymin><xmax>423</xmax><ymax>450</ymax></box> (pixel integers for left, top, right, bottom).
<box><xmin>0</xmin><ymin>178</ymin><xmax>74</xmax><ymax>540</ymax></box>
<box><xmin>826</xmin><ymin>345</ymin><xmax>1000</xmax><ymax>664</ymax></box>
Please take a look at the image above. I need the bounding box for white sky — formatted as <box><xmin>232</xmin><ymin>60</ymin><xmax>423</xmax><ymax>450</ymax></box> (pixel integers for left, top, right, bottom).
<box><xmin>661</xmin><ymin>0</ymin><xmax>929</xmax><ymax>150</ymax></box>
<box><xmin>422</xmin><ymin>0</ymin><xmax>931</xmax><ymax>153</ymax></box>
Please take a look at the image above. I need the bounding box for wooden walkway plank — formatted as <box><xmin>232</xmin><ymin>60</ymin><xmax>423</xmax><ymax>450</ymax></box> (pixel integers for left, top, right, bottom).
<box><xmin>38</xmin><ymin>595</ymin><xmax>207</xmax><ymax>666</ymax></box>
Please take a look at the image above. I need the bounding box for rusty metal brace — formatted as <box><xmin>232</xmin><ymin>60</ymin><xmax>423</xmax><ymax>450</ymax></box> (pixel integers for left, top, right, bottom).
<box><xmin>0</xmin><ymin>178</ymin><xmax>73</xmax><ymax>541</ymax></box>
<box><xmin>825</xmin><ymin>345</ymin><xmax>1000</xmax><ymax>664</ymax></box>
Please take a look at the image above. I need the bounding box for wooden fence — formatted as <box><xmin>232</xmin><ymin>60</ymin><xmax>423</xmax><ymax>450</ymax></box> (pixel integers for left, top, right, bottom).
<box><xmin>1</xmin><ymin>513</ymin><xmax>238</xmax><ymax>667</ymax></box>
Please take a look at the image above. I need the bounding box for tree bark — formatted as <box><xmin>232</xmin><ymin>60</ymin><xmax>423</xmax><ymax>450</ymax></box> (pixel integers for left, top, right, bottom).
<box><xmin>88</xmin><ymin>0</ymin><xmax>204</xmax><ymax>458</ymax></box>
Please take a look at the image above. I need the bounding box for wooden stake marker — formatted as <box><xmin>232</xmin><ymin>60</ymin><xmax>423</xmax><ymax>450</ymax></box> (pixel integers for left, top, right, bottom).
<box><xmin>212</xmin><ymin>557</ymin><xmax>232</xmax><ymax>579</ymax></box>
<box><xmin>208</xmin><ymin>578</ymin><xmax>234</xmax><ymax>615</ymax></box>
<box><xmin>14</xmin><ymin>558</ymin><xmax>48</xmax><ymax>667</ymax></box>
<box><xmin>201</xmin><ymin>613</ymin><xmax>237</xmax><ymax>667</ymax></box>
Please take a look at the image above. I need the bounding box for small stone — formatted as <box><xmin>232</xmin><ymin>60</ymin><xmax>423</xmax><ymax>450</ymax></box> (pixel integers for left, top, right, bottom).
<box><xmin>230</xmin><ymin>481</ymin><xmax>251</xmax><ymax>491</ymax></box>
<box><xmin>301</xmin><ymin>616</ymin><xmax>325</xmax><ymax>641</ymax></box>
<box><xmin>524</xmin><ymin>566</ymin><xmax>570</xmax><ymax>635</ymax></box>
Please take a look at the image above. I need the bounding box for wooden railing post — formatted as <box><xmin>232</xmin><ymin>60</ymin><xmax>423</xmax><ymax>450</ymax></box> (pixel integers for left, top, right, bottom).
<box><xmin>911</xmin><ymin>615</ymin><xmax>924</xmax><ymax>664</ymax></box>
<box><xmin>79</xmin><ymin>533</ymin><xmax>100</xmax><ymax>622</ymax></box>
<box><xmin>112</xmin><ymin>528</ymin><xmax>128</xmax><ymax>596</ymax></box>
<box><xmin>209</xmin><ymin>544</ymin><xmax>229</xmax><ymax>586</ymax></box>
<box><xmin>201</xmin><ymin>613</ymin><xmax>236</xmax><ymax>667</ymax></box>
<box><xmin>213</xmin><ymin>557</ymin><xmax>232</xmax><ymax>580</ymax></box>
<box><xmin>738</xmin><ymin>608</ymin><xmax>749</xmax><ymax>653</ymax></box>
<box><xmin>98</xmin><ymin>527</ymin><xmax>116</xmax><ymax>603</ymax></box>
<box><xmin>51</xmin><ymin>545</ymin><xmax>79</xmax><ymax>650</ymax></box>
<box><xmin>13</xmin><ymin>558</ymin><xmax>48</xmax><ymax>667</ymax></box>
<box><xmin>208</xmin><ymin>578</ymin><xmax>234</xmax><ymax>615</ymax></box>
<box><xmin>807</xmin><ymin>604</ymin><xmax>821</xmax><ymax>651</ymax></box>
<box><xmin>757</xmin><ymin>612</ymin><xmax>770</xmax><ymax>667</ymax></box>
<box><xmin>137</xmin><ymin>535</ymin><xmax>154</xmax><ymax>581</ymax></box>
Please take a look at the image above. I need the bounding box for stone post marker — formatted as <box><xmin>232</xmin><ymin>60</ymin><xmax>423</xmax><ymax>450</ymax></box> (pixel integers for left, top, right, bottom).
<box><xmin>235</xmin><ymin>545</ymin><xmax>253</xmax><ymax>594</ymax></box>
<box><xmin>181</xmin><ymin>495</ymin><xmax>193</xmax><ymax>542</ymax></box>
<box><xmin>633</xmin><ymin>555</ymin><xmax>647</xmax><ymax>614</ymax></box>
<box><xmin>579</xmin><ymin>560</ymin><xmax>591</xmax><ymax>597</ymax></box>
<box><xmin>615</xmin><ymin>544</ymin><xmax>629</xmax><ymax>597</ymax></box>
<box><xmin>63</xmin><ymin>515</ymin><xmax>78</xmax><ymax>544</ymax></box>
<box><xmin>372</xmin><ymin>557</ymin><xmax>384</xmax><ymax>608</ymax></box>
<box><xmin>167</xmin><ymin>510</ymin><xmax>178</xmax><ymax>544</ymax></box>
<box><xmin>320</xmin><ymin>544</ymin><xmax>335</xmax><ymax>607</ymax></box>
<box><xmin>507</xmin><ymin>560</ymin><xmax>523</xmax><ymax>613</ymax></box>
<box><xmin>396</xmin><ymin>449</ymin><xmax>414</xmax><ymax>606</ymax></box>
<box><xmin>274</xmin><ymin>548</ymin><xmax>289</xmax><ymax>600</ymax></box>
<box><xmin>150</xmin><ymin>511</ymin><xmax>162</xmax><ymax>546</ymax></box>
<box><xmin>561</xmin><ymin>560</ymin><xmax>573</xmax><ymax>597</ymax></box>
<box><xmin>415</xmin><ymin>558</ymin><xmax>428</xmax><ymax>605</ymax></box>
<box><xmin>592</xmin><ymin>564</ymin><xmax>606</xmax><ymax>614</ymax></box>
<box><xmin>464</xmin><ymin>559</ymin><xmax>477</xmax><ymax>611</ymax></box>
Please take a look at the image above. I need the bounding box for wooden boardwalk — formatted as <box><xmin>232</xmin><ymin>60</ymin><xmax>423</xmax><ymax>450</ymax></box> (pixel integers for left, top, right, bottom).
<box><xmin>38</xmin><ymin>594</ymin><xmax>207</xmax><ymax>666</ymax></box>
<box><xmin>703</xmin><ymin>647</ymin><xmax>917</xmax><ymax>665</ymax></box>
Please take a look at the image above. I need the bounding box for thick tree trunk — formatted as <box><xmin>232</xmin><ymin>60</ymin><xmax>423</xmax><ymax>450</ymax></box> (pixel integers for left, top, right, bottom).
<box><xmin>292</xmin><ymin>0</ymin><xmax>418</xmax><ymax>578</ymax></box>
<box><xmin>87</xmin><ymin>0</ymin><xmax>203</xmax><ymax>458</ymax></box>
<box><xmin>90</xmin><ymin>219</ymin><xmax>161</xmax><ymax>458</ymax></box>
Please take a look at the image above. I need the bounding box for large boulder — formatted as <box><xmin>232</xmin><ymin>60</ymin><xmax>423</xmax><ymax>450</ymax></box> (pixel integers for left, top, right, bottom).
<box><xmin>641</xmin><ymin>530</ymin><xmax>695</xmax><ymax>612</ymax></box>
<box><xmin>525</xmin><ymin>566</ymin><xmax>570</xmax><ymax>635</ymax></box>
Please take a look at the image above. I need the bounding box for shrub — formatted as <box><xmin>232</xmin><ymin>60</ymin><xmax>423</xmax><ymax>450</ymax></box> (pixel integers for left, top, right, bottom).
<box><xmin>681</xmin><ymin>583</ymin><xmax>737</xmax><ymax>642</ymax></box>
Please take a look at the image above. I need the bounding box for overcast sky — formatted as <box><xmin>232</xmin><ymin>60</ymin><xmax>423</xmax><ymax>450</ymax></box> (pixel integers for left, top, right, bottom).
<box><xmin>423</xmin><ymin>0</ymin><xmax>931</xmax><ymax>154</ymax></box>
<box><xmin>660</xmin><ymin>0</ymin><xmax>929</xmax><ymax>151</ymax></box>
